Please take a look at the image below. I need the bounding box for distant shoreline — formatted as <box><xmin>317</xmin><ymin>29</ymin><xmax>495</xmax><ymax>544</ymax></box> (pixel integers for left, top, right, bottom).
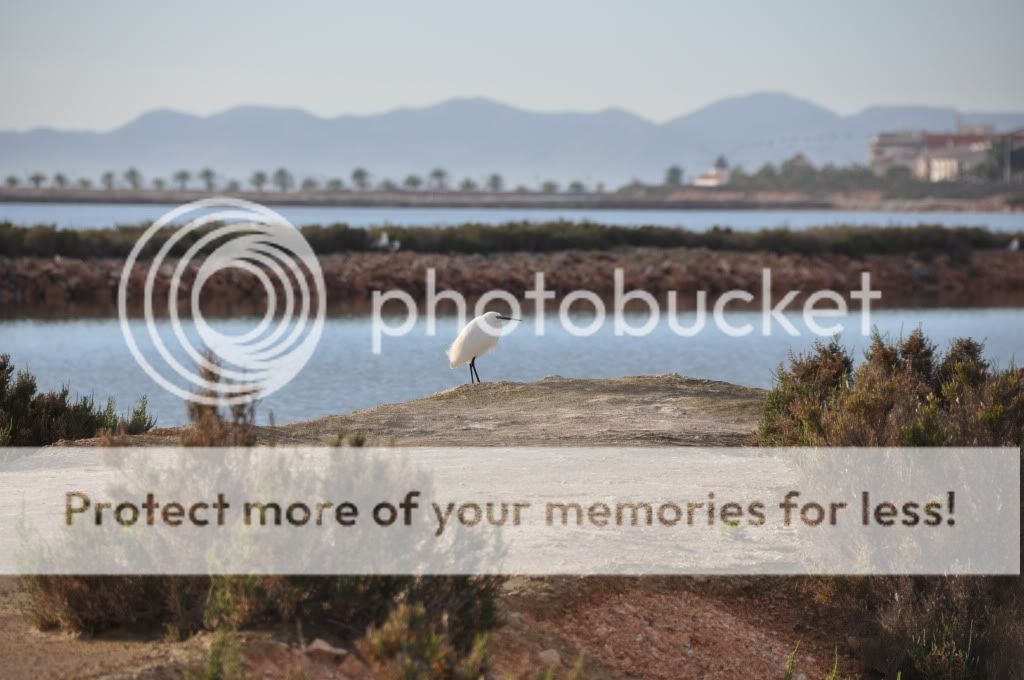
<box><xmin>1</xmin><ymin>187</ymin><xmax>1021</xmax><ymax>213</ymax></box>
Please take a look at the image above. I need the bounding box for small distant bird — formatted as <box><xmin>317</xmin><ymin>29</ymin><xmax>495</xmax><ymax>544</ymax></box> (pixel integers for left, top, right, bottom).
<box><xmin>373</xmin><ymin>232</ymin><xmax>401</xmax><ymax>252</ymax></box>
<box><xmin>447</xmin><ymin>311</ymin><xmax>520</xmax><ymax>383</ymax></box>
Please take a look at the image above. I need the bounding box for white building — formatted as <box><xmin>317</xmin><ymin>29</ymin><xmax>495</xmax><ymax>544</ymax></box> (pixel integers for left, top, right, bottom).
<box><xmin>693</xmin><ymin>169</ymin><xmax>730</xmax><ymax>187</ymax></box>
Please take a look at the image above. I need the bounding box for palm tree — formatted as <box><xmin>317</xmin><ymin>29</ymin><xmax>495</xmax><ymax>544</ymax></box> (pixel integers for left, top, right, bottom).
<box><xmin>540</xmin><ymin>180</ymin><xmax>559</xmax><ymax>194</ymax></box>
<box><xmin>124</xmin><ymin>168</ymin><xmax>143</xmax><ymax>190</ymax></box>
<box><xmin>53</xmin><ymin>173</ymin><xmax>68</xmax><ymax>190</ymax></box>
<box><xmin>250</xmin><ymin>171</ymin><xmax>268</xmax><ymax>192</ymax></box>
<box><xmin>301</xmin><ymin>177</ymin><xmax>319</xmax><ymax>192</ymax></box>
<box><xmin>351</xmin><ymin>167</ymin><xmax>370</xmax><ymax>191</ymax></box>
<box><xmin>272</xmin><ymin>168</ymin><xmax>293</xmax><ymax>192</ymax></box>
<box><xmin>225</xmin><ymin>179</ymin><xmax>241</xmax><ymax>192</ymax></box>
<box><xmin>5</xmin><ymin>176</ymin><xmax>19</xmax><ymax>188</ymax></box>
<box><xmin>77</xmin><ymin>178</ymin><xmax>92</xmax><ymax>190</ymax></box>
<box><xmin>429</xmin><ymin>168</ymin><xmax>448</xmax><ymax>191</ymax></box>
<box><xmin>486</xmin><ymin>173</ymin><xmax>503</xmax><ymax>192</ymax></box>
<box><xmin>459</xmin><ymin>178</ymin><xmax>478</xmax><ymax>192</ymax></box>
<box><xmin>152</xmin><ymin>178</ymin><xmax>167</xmax><ymax>191</ymax></box>
<box><xmin>568</xmin><ymin>180</ymin><xmax>586</xmax><ymax>194</ymax></box>
<box><xmin>199</xmin><ymin>168</ymin><xmax>216</xmax><ymax>192</ymax></box>
<box><xmin>101</xmin><ymin>171</ymin><xmax>116</xmax><ymax>191</ymax></box>
<box><xmin>173</xmin><ymin>170</ymin><xmax>191</xmax><ymax>190</ymax></box>
<box><xmin>326</xmin><ymin>178</ymin><xmax>345</xmax><ymax>192</ymax></box>
<box><xmin>28</xmin><ymin>172</ymin><xmax>46</xmax><ymax>188</ymax></box>
<box><xmin>403</xmin><ymin>174</ymin><xmax>423</xmax><ymax>191</ymax></box>
<box><xmin>664</xmin><ymin>165</ymin><xmax>684</xmax><ymax>186</ymax></box>
<box><xmin>378</xmin><ymin>178</ymin><xmax>398</xmax><ymax>192</ymax></box>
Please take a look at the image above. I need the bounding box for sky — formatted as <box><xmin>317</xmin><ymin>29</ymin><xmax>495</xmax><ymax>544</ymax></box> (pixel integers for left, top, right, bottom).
<box><xmin>1</xmin><ymin>0</ymin><xmax>1022</xmax><ymax>132</ymax></box>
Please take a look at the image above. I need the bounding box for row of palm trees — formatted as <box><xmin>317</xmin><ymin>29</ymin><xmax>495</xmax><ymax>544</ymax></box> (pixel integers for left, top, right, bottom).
<box><xmin>2</xmin><ymin>167</ymin><xmax>606</xmax><ymax>195</ymax></box>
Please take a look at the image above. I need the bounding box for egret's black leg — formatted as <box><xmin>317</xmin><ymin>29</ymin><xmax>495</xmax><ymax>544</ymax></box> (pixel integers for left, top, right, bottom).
<box><xmin>469</xmin><ymin>359</ymin><xmax>476</xmax><ymax>384</ymax></box>
<box><xmin>471</xmin><ymin>358</ymin><xmax>481</xmax><ymax>383</ymax></box>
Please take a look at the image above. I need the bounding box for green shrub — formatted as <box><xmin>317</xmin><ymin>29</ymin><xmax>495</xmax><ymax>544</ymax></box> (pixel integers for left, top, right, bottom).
<box><xmin>0</xmin><ymin>353</ymin><xmax>154</xmax><ymax>445</ymax></box>
<box><xmin>368</xmin><ymin>601</ymin><xmax>490</xmax><ymax>680</ymax></box>
<box><xmin>760</xmin><ymin>330</ymin><xmax>1024</xmax><ymax>677</ymax></box>
<box><xmin>1</xmin><ymin>219</ymin><xmax>1019</xmax><ymax>258</ymax></box>
<box><xmin>759</xmin><ymin>330</ymin><xmax>1024</xmax><ymax>448</ymax></box>
<box><xmin>185</xmin><ymin>629</ymin><xmax>246</xmax><ymax>680</ymax></box>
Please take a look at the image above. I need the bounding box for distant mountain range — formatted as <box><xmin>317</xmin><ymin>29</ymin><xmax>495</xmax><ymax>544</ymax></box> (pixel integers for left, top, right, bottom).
<box><xmin>3</xmin><ymin>93</ymin><xmax>1023</xmax><ymax>186</ymax></box>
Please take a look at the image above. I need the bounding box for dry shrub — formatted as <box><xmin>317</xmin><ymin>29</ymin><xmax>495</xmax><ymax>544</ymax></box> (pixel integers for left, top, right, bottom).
<box><xmin>22</xmin><ymin>349</ymin><xmax>502</xmax><ymax>674</ymax></box>
<box><xmin>760</xmin><ymin>330</ymin><xmax>1024</xmax><ymax>448</ymax></box>
<box><xmin>202</xmin><ymin>575</ymin><xmax>407</xmax><ymax>633</ymax></box>
<box><xmin>179</xmin><ymin>353</ymin><xmax>258</xmax><ymax>447</ymax></box>
<box><xmin>760</xmin><ymin>330</ymin><xmax>1024</xmax><ymax>678</ymax></box>
<box><xmin>20</xmin><ymin>575</ymin><xmax>208</xmax><ymax>638</ymax></box>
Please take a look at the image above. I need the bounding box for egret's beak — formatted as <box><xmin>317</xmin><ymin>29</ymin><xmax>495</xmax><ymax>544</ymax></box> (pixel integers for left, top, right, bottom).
<box><xmin>497</xmin><ymin>315</ymin><xmax>521</xmax><ymax>321</ymax></box>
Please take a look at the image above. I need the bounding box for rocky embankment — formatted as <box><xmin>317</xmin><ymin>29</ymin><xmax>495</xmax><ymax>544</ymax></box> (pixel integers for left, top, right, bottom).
<box><xmin>3</xmin><ymin>247</ymin><xmax>1024</xmax><ymax>313</ymax></box>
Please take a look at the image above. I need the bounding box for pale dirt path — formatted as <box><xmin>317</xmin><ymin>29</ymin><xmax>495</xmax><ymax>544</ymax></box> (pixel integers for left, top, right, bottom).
<box><xmin>0</xmin><ymin>375</ymin><xmax>862</xmax><ymax>678</ymax></box>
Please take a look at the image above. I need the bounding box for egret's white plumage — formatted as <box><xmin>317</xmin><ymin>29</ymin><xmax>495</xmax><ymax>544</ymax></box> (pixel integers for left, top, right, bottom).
<box><xmin>447</xmin><ymin>311</ymin><xmax>518</xmax><ymax>383</ymax></box>
<box><xmin>448</xmin><ymin>312</ymin><xmax>503</xmax><ymax>367</ymax></box>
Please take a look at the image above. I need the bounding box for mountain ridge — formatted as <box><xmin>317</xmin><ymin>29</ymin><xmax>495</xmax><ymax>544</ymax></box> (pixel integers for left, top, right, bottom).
<box><xmin>2</xmin><ymin>93</ymin><xmax>1023</xmax><ymax>185</ymax></box>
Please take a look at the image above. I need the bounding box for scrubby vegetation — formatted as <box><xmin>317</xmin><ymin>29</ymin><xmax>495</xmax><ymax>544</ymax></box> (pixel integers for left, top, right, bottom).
<box><xmin>759</xmin><ymin>330</ymin><xmax>1023</xmax><ymax>447</ymax></box>
<box><xmin>21</xmin><ymin>357</ymin><xmax>503</xmax><ymax>678</ymax></box>
<box><xmin>25</xmin><ymin>568</ymin><xmax>502</xmax><ymax>676</ymax></box>
<box><xmin>725</xmin><ymin>157</ymin><xmax>1024</xmax><ymax>200</ymax></box>
<box><xmin>1</xmin><ymin>219</ymin><xmax>1020</xmax><ymax>259</ymax></box>
<box><xmin>0</xmin><ymin>353</ymin><xmax>154</xmax><ymax>445</ymax></box>
<box><xmin>760</xmin><ymin>331</ymin><xmax>1023</xmax><ymax>678</ymax></box>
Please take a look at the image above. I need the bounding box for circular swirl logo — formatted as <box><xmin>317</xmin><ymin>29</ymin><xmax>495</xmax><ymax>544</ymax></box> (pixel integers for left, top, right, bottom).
<box><xmin>118</xmin><ymin>198</ymin><xmax>326</xmax><ymax>406</ymax></box>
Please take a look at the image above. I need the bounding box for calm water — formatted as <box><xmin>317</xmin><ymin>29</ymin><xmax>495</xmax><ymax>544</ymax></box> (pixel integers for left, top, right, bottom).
<box><xmin>1</xmin><ymin>201</ymin><xmax>1022</xmax><ymax>231</ymax></box>
<box><xmin>2</xmin><ymin>309</ymin><xmax>1021</xmax><ymax>427</ymax></box>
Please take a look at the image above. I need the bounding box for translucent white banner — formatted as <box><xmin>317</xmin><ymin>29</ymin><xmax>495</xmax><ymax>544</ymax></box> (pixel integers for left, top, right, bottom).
<box><xmin>0</xmin><ymin>447</ymin><xmax>1018</xmax><ymax>575</ymax></box>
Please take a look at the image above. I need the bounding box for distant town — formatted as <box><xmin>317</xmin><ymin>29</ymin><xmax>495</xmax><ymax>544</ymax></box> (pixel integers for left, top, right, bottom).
<box><xmin>871</xmin><ymin>124</ymin><xmax>1024</xmax><ymax>183</ymax></box>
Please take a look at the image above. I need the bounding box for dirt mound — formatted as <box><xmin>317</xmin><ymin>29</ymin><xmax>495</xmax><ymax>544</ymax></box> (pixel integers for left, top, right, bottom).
<box><xmin>281</xmin><ymin>374</ymin><xmax>765</xmax><ymax>447</ymax></box>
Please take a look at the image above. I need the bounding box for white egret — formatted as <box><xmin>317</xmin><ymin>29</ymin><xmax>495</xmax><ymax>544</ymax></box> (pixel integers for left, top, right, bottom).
<box><xmin>447</xmin><ymin>311</ymin><xmax>520</xmax><ymax>383</ymax></box>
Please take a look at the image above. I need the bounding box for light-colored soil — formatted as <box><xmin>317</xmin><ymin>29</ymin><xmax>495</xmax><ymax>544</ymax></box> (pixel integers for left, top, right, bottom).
<box><xmin>1</xmin><ymin>375</ymin><xmax>866</xmax><ymax>678</ymax></box>
<box><xmin>280</xmin><ymin>374</ymin><xmax>766</xmax><ymax>447</ymax></box>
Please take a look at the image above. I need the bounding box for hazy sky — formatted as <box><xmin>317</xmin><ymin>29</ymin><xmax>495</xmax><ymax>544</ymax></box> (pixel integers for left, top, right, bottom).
<box><xmin>1</xmin><ymin>0</ymin><xmax>1022</xmax><ymax>131</ymax></box>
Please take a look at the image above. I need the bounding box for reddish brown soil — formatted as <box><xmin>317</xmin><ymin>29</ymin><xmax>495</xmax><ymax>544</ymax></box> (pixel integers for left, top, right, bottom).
<box><xmin>4</xmin><ymin>247</ymin><xmax>1024</xmax><ymax>313</ymax></box>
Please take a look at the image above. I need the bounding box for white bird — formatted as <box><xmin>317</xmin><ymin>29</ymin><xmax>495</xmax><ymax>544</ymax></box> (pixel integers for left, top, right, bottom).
<box><xmin>373</xmin><ymin>232</ymin><xmax>401</xmax><ymax>252</ymax></box>
<box><xmin>447</xmin><ymin>311</ymin><xmax>520</xmax><ymax>384</ymax></box>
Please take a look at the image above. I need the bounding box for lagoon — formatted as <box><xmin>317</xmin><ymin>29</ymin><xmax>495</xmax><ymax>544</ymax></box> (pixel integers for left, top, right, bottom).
<box><xmin>1</xmin><ymin>202</ymin><xmax>1022</xmax><ymax>231</ymax></box>
<box><xmin>2</xmin><ymin>308</ymin><xmax>1021</xmax><ymax>427</ymax></box>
